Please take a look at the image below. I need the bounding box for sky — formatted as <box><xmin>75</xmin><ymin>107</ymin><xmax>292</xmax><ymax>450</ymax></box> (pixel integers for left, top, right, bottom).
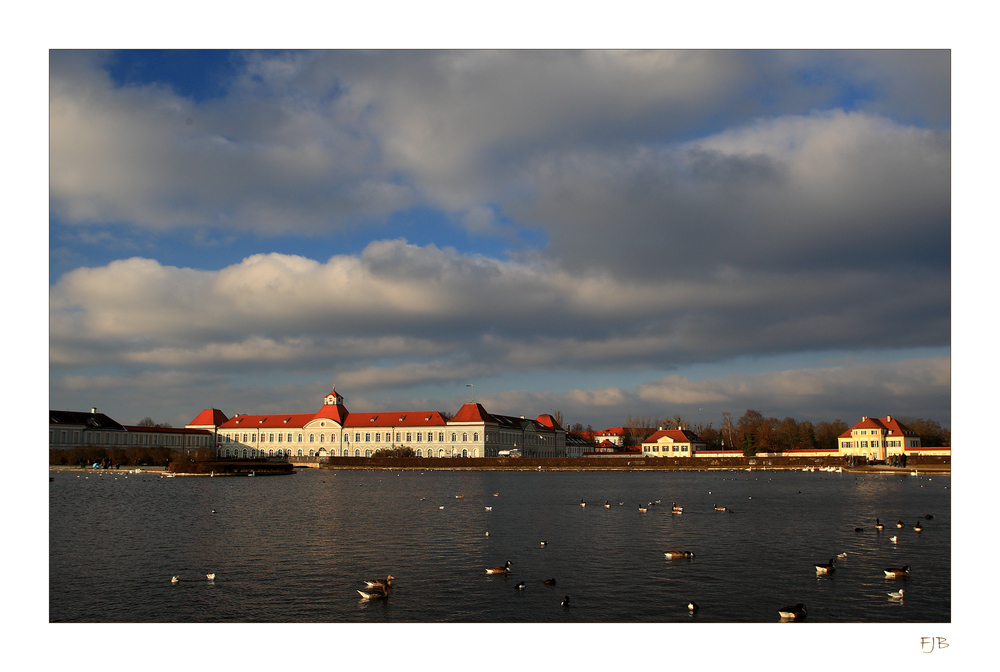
<box><xmin>48</xmin><ymin>48</ymin><xmax>953</xmax><ymax>431</ymax></box>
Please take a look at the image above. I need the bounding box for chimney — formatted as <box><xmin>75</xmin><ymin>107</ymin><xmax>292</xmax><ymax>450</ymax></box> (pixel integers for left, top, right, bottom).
<box><xmin>91</xmin><ymin>407</ymin><xmax>97</xmax><ymax>414</ymax></box>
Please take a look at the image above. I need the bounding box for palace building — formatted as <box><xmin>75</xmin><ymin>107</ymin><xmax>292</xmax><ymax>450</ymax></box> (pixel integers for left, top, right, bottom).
<box><xmin>837</xmin><ymin>416</ymin><xmax>922</xmax><ymax>461</ymax></box>
<box><xmin>193</xmin><ymin>388</ymin><xmax>567</xmax><ymax>459</ymax></box>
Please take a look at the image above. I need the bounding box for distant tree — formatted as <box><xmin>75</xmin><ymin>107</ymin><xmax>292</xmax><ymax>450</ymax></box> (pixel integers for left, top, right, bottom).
<box><xmin>736</xmin><ymin>409</ymin><xmax>764</xmax><ymax>456</ymax></box>
<box><xmin>373</xmin><ymin>446</ymin><xmax>416</xmax><ymax>458</ymax></box>
<box><xmin>815</xmin><ymin>420</ymin><xmax>849</xmax><ymax>451</ymax></box>
<box><xmin>553</xmin><ymin>410</ymin><xmax>564</xmax><ymax>427</ymax></box>
<box><xmin>899</xmin><ymin>417</ymin><xmax>950</xmax><ymax>447</ymax></box>
<box><xmin>136</xmin><ymin>417</ymin><xmax>156</xmax><ymax>427</ymax></box>
<box><xmin>720</xmin><ymin>412</ymin><xmax>736</xmax><ymax>449</ymax></box>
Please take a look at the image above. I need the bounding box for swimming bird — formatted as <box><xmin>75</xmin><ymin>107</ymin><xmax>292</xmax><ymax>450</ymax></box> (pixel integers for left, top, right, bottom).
<box><xmin>485</xmin><ymin>506</ymin><xmax>492</xmax><ymax>511</ymax></box>
<box><xmin>357</xmin><ymin>585</ymin><xmax>388</xmax><ymax>600</ymax></box>
<box><xmin>914</xmin><ymin>521</ymin><xmax>923</xmax><ymax>532</ymax></box>
<box><xmin>439</xmin><ymin>506</ymin><xmax>445</xmax><ymax>509</ymax></box>
<box><xmin>883</xmin><ymin>565</ymin><xmax>911</xmax><ymax>578</ymax></box>
<box><xmin>544</xmin><ymin>578</ymin><xmax>556</xmax><ymax>585</ymax></box>
<box><xmin>887</xmin><ymin>589</ymin><xmax>904</xmax><ymax>599</ymax></box>
<box><xmin>688</xmin><ymin>601</ymin><xmax>699</xmax><ymax>612</ymax></box>
<box><xmin>837</xmin><ymin>552</ymin><xmax>848</xmax><ymax>559</ymax></box>
<box><xmin>855</xmin><ymin>527</ymin><xmax>865</xmax><ymax>532</ymax></box>
<box><xmin>924</xmin><ymin>514</ymin><xmax>934</xmax><ymax>520</ymax></box>
<box><xmin>714</xmin><ymin>504</ymin><xmax>727</xmax><ymax>511</ymax></box>
<box><xmin>672</xmin><ymin>502</ymin><xmax>683</xmax><ymax>513</ymax></box>
<box><xmin>778</xmin><ymin>604</ymin><xmax>807</xmax><ymax>620</ymax></box>
<box><xmin>561</xmin><ymin>595</ymin><xmax>570</xmax><ymax>606</ymax></box>
<box><xmin>815</xmin><ymin>558</ymin><xmax>836</xmax><ymax>574</ymax></box>
<box><xmin>455</xmin><ymin>494</ymin><xmax>464</xmax><ymax>499</ymax></box>
<box><xmin>364</xmin><ymin>575</ymin><xmax>394</xmax><ymax>589</ymax></box>
<box><xmin>638</xmin><ymin>505</ymin><xmax>648</xmax><ymax>513</ymax></box>
<box><xmin>890</xmin><ymin>535</ymin><xmax>898</xmax><ymax>543</ymax></box>
<box><xmin>580</xmin><ymin>499</ymin><xmax>586</xmax><ymax>507</ymax></box>
<box><xmin>171</xmin><ymin>576</ymin><xmax>180</xmax><ymax>584</ymax></box>
<box><xmin>515</xmin><ymin>581</ymin><xmax>525</xmax><ymax>590</ymax></box>
<box><xmin>494</xmin><ymin>493</ymin><xmax>499</xmax><ymax>497</ymax></box>
<box><xmin>604</xmin><ymin>501</ymin><xmax>611</xmax><ymax>508</ymax></box>
<box><xmin>486</xmin><ymin>561</ymin><xmax>512</xmax><ymax>575</ymax></box>
<box><xmin>875</xmin><ymin>518</ymin><xmax>884</xmax><ymax>530</ymax></box>
<box><xmin>664</xmin><ymin>550</ymin><xmax>695</xmax><ymax>559</ymax></box>
<box><xmin>206</xmin><ymin>573</ymin><xmax>215</xmax><ymax>581</ymax></box>
<box><xmin>540</xmin><ymin>540</ymin><xmax>547</xmax><ymax>547</ymax></box>
<box><xmin>896</xmin><ymin>520</ymin><xmax>904</xmax><ymax>528</ymax></box>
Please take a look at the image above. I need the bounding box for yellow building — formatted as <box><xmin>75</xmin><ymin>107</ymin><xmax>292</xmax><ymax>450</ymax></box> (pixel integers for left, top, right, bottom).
<box><xmin>641</xmin><ymin>428</ymin><xmax>706</xmax><ymax>458</ymax></box>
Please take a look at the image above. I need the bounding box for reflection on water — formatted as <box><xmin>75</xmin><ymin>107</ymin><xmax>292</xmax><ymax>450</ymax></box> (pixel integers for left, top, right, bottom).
<box><xmin>50</xmin><ymin>468</ymin><xmax>950</xmax><ymax>622</ymax></box>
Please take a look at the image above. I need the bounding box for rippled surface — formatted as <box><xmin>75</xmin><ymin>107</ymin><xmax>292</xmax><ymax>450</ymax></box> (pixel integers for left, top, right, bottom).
<box><xmin>49</xmin><ymin>468</ymin><xmax>950</xmax><ymax>622</ymax></box>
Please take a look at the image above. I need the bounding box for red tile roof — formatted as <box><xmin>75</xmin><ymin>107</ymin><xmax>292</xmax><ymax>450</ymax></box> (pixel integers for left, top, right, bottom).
<box><xmin>643</xmin><ymin>429</ymin><xmax>704</xmax><ymax>444</ymax></box>
<box><xmin>840</xmin><ymin>416</ymin><xmax>917</xmax><ymax>439</ymax></box>
<box><xmin>450</xmin><ymin>403</ymin><xmax>496</xmax><ymax>424</ymax></box>
<box><xmin>344</xmin><ymin>411</ymin><xmax>449</xmax><ymax>428</ymax></box>
<box><xmin>187</xmin><ymin>408</ymin><xmax>230</xmax><ymax>427</ymax></box>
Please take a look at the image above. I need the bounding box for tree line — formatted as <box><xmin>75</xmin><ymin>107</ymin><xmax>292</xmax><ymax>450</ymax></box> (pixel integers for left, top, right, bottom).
<box><xmin>561</xmin><ymin>410</ymin><xmax>950</xmax><ymax>456</ymax></box>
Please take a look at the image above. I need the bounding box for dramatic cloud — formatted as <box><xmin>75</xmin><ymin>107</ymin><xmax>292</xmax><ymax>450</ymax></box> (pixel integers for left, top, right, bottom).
<box><xmin>48</xmin><ymin>50</ymin><xmax>951</xmax><ymax>430</ymax></box>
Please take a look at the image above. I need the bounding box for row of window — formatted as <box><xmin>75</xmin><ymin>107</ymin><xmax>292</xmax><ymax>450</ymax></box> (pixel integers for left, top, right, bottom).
<box><xmin>51</xmin><ymin>430</ymin><xmax>208</xmax><ymax>447</ymax></box>
<box><xmin>222</xmin><ymin>431</ymin><xmax>482</xmax><ymax>444</ymax></box>
<box><xmin>643</xmin><ymin>445</ymin><xmax>690</xmax><ymax>453</ymax></box>
<box><xmin>218</xmin><ymin>447</ymin><xmax>480</xmax><ymax>458</ymax></box>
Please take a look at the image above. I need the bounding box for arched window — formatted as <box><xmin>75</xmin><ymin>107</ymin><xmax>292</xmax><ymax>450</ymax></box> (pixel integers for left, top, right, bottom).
<box><xmin>365</xmin><ymin>449</ymin><xmax>372</xmax><ymax>457</ymax></box>
<box><xmin>297</xmin><ymin>449</ymin><xmax>303</xmax><ymax>457</ymax></box>
<box><xmin>354</xmin><ymin>449</ymin><xmax>360</xmax><ymax>457</ymax></box>
<box><xmin>462</xmin><ymin>432</ymin><xmax>468</xmax><ymax>442</ymax></box>
<box><xmin>462</xmin><ymin>449</ymin><xmax>468</xmax><ymax>458</ymax></box>
<box><xmin>297</xmin><ymin>434</ymin><xmax>303</xmax><ymax>442</ymax></box>
<box><xmin>309</xmin><ymin>434</ymin><xmax>314</xmax><ymax>442</ymax></box>
<box><xmin>474</xmin><ymin>432</ymin><xmax>479</xmax><ymax>442</ymax></box>
<box><xmin>242</xmin><ymin>449</ymin><xmax>248</xmax><ymax>458</ymax></box>
<box><xmin>308</xmin><ymin>449</ymin><xmax>314</xmax><ymax>457</ymax></box>
<box><xmin>416</xmin><ymin>448</ymin><xmax>422</xmax><ymax>457</ymax></box>
<box><xmin>451</xmin><ymin>433</ymin><xmax>457</xmax><ymax>442</ymax></box>
<box><xmin>319</xmin><ymin>434</ymin><xmax>324</xmax><ymax>443</ymax></box>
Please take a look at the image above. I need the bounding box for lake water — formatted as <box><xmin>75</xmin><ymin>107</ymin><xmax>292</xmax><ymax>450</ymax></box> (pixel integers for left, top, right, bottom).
<box><xmin>49</xmin><ymin>467</ymin><xmax>950</xmax><ymax>623</ymax></box>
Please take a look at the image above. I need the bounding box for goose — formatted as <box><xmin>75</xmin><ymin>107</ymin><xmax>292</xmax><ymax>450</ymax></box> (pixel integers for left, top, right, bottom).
<box><xmin>544</xmin><ymin>578</ymin><xmax>556</xmax><ymax>585</ymax></box>
<box><xmin>714</xmin><ymin>504</ymin><xmax>727</xmax><ymax>512</ymax></box>
<box><xmin>854</xmin><ymin>527</ymin><xmax>865</xmax><ymax>532</ymax></box>
<box><xmin>883</xmin><ymin>565</ymin><xmax>911</xmax><ymax>578</ymax></box>
<box><xmin>206</xmin><ymin>573</ymin><xmax>215</xmax><ymax>581</ymax></box>
<box><xmin>896</xmin><ymin>520</ymin><xmax>904</xmax><ymax>528</ymax></box>
<box><xmin>671</xmin><ymin>502</ymin><xmax>683</xmax><ymax>513</ymax></box>
<box><xmin>638</xmin><ymin>505</ymin><xmax>648</xmax><ymax>513</ymax></box>
<box><xmin>815</xmin><ymin>558</ymin><xmax>836</xmax><ymax>574</ymax></box>
<box><xmin>875</xmin><ymin>518</ymin><xmax>884</xmax><ymax>530</ymax></box>
<box><xmin>664</xmin><ymin>550</ymin><xmax>695</xmax><ymax>559</ymax></box>
<box><xmin>357</xmin><ymin>585</ymin><xmax>388</xmax><ymax>600</ymax></box>
<box><xmin>486</xmin><ymin>560</ymin><xmax>512</xmax><ymax>575</ymax></box>
<box><xmin>777</xmin><ymin>603</ymin><xmax>807</xmax><ymax>620</ymax></box>
<box><xmin>515</xmin><ymin>581</ymin><xmax>525</xmax><ymax>590</ymax></box>
<box><xmin>914</xmin><ymin>521</ymin><xmax>923</xmax><ymax>532</ymax></box>
<box><xmin>171</xmin><ymin>576</ymin><xmax>180</xmax><ymax>584</ymax></box>
<box><xmin>364</xmin><ymin>574</ymin><xmax>394</xmax><ymax>588</ymax></box>
<box><xmin>561</xmin><ymin>595</ymin><xmax>570</xmax><ymax>606</ymax></box>
<box><xmin>580</xmin><ymin>499</ymin><xmax>586</xmax><ymax>507</ymax></box>
<box><xmin>604</xmin><ymin>501</ymin><xmax>611</xmax><ymax>508</ymax></box>
<box><xmin>887</xmin><ymin>588</ymin><xmax>904</xmax><ymax>599</ymax></box>
<box><xmin>688</xmin><ymin>601</ymin><xmax>699</xmax><ymax>612</ymax></box>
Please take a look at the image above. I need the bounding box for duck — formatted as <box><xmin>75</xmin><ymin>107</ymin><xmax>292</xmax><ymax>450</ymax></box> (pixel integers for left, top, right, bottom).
<box><xmin>890</xmin><ymin>535</ymin><xmax>898</xmax><ymax>543</ymax></box>
<box><xmin>364</xmin><ymin>574</ymin><xmax>394</xmax><ymax>589</ymax></box>
<box><xmin>486</xmin><ymin>560</ymin><xmax>512</xmax><ymax>575</ymax></box>
<box><xmin>357</xmin><ymin>585</ymin><xmax>389</xmax><ymax>600</ymax></box>
<box><xmin>714</xmin><ymin>504</ymin><xmax>727</xmax><ymax>512</ymax></box>
<box><xmin>206</xmin><ymin>573</ymin><xmax>215</xmax><ymax>581</ymax></box>
<box><xmin>455</xmin><ymin>494</ymin><xmax>465</xmax><ymax>499</ymax></box>
<box><xmin>515</xmin><ymin>581</ymin><xmax>525</xmax><ymax>590</ymax></box>
<box><xmin>494</xmin><ymin>493</ymin><xmax>499</xmax><ymax>497</ymax></box>
<box><xmin>561</xmin><ymin>595</ymin><xmax>570</xmax><ymax>606</ymax></box>
<box><xmin>580</xmin><ymin>499</ymin><xmax>586</xmax><ymax>507</ymax></box>
<box><xmin>924</xmin><ymin>514</ymin><xmax>934</xmax><ymax>520</ymax></box>
<box><xmin>854</xmin><ymin>527</ymin><xmax>865</xmax><ymax>532</ymax></box>
<box><xmin>485</xmin><ymin>506</ymin><xmax>492</xmax><ymax>511</ymax></box>
<box><xmin>887</xmin><ymin>588</ymin><xmax>904</xmax><ymax>599</ymax></box>
<box><xmin>778</xmin><ymin>603</ymin><xmax>807</xmax><ymax>620</ymax></box>
<box><xmin>883</xmin><ymin>565</ymin><xmax>911</xmax><ymax>578</ymax></box>
<box><xmin>544</xmin><ymin>578</ymin><xmax>557</xmax><ymax>585</ymax></box>
<box><xmin>914</xmin><ymin>521</ymin><xmax>923</xmax><ymax>532</ymax></box>
<box><xmin>815</xmin><ymin>558</ymin><xmax>835</xmax><ymax>574</ymax></box>
<box><xmin>836</xmin><ymin>552</ymin><xmax>848</xmax><ymax>559</ymax></box>
<box><xmin>688</xmin><ymin>601</ymin><xmax>699</xmax><ymax>612</ymax></box>
<box><xmin>540</xmin><ymin>540</ymin><xmax>547</xmax><ymax>547</ymax></box>
<box><xmin>664</xmin><ymin>550</ymin><xmax>695</xmax><ymax>559</ymax></box>
<box><xmin>171</xmin><ymin>576</ymin><xmax>180</xmax><ymax>584</ymax></box>
<box><xmin>875</xmin><ymin>518</ymin><xmax>884</xmax><ymax>530</ymax></box>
